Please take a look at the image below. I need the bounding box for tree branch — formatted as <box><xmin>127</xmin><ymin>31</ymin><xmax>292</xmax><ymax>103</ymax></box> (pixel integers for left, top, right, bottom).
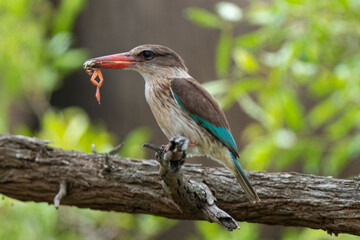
<box><xmin>0</xmin><ymin>134</ymin><xmax>359</xmax><ymax>236</ymax></box>
<box><xmin>146</xmin><ymin>136</ymin><xmax>239</xmax><ymax>231</ymax></box>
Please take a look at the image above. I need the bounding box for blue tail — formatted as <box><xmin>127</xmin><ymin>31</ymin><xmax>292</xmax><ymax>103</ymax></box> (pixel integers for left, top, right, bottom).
<box><xmin>229</xmin><ymin>150</ymin><xmax>260</xmax><ymax>203</ymax></box>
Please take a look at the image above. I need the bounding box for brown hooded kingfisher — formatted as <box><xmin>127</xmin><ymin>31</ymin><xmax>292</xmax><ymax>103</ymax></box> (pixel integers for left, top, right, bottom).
<box><xmin>84</xmin><ymin>44</ymin><xmax>260</xmax><ymax>203</ymax></box>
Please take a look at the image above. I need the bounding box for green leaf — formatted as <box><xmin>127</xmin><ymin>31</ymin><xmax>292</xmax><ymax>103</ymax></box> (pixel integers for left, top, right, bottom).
<box><xmin>285</xmin><ymin>0</ymin><xmax>302</xmax><ymax>4</ymax></box>
<box><xmin>281</xmin><ymin>90</ymin><xmax>304</xmax><ymax>130</ymax></box>
<box><xmin>324</xmin><ymin>140</ymin><xmax>351</xmax><ymax>176</ymax></box>
<box><xmin>308</xmin><ymin>94</ymin><xmax>344</xmax><ymax>129</ymax></box>
<box><xmin>48</xmin><ymin>32</ymin><xmax>73</xmax><ymax>57</ymax></box>
<box><xmin>309</xmin><ymin>71</ymin><xmax>343</xmax><ymax>97</ymax></box>
<box><xmin>273</xmin><ymin>147</ymin><xmax>302</xmax><ymax>170</ymax></box>
<box><xmin>238</xmin><ymin>93</ymin><xmax>269</xmax><ymax>128</ymax></box>
<box><xmin>38</xmin><ymin>67</ymin><xmax>59</xmax><ymax>92</ymax></box>
<box><xmin>37</xmin><ymin>107</ymin><xmax>115</xmax><ymax>152</ymax></box>
<box><xmin>216</xmin><ymin>30</ymin><xmax>233</xmax><ymax>77</ymax></box>
<box><xmin>235</xmin><ymin>31</ymin><xmax>266</xmax><ymax>50</ymax></box>
<box><xmin>241</xmin><ymin>122</ymin><xmax>266</xmax><ymax>143</ymax></box>
<box><xmin>248</xmin><ymin>7</ymin><xmax>276</xmax><ymax>26</ymax></box>
<box><xmin>233</xmin><ymin>48</ymin><xmax>259</xmax><ymax>73</ymax></box>
<box><xmin>54</xmin><ymin>48</ymin><xmax>88</xmax><ymax>72</ymax></box>
<box><xmin>326</xmin><ymin>107</ymin><xmax>360</xmax><ymax>140</ymax></box>
<box><xmin>52</xmin><ymin>0</ymin><xmax>86</xmax><ymax>34</ymax></box>
<box><xmin>201</xmin><ymin>79</ymin><xmax>229</xmax><ymax>103</ymax></box>
<box><xmin>194</xmin><ymin>221</ymin><xmax>258</xmax><ymax>240</ymax></box>
<box><xmin>262</xmin><ymin>43</ymin><xmax>296</xmax><ymax>68</ymax></box>
<box><xmin>348</xmin><ymin>134</ymin><xmax>360</xmax><ymax>159</ymax></box>
<box><xmin>119</xmin><ymin>127</ymin><xmax>152</xmax><ymax>159</ymax></box>
<box><xmin>301</xmin><ymin>139</ymin><xmax>324</xmax><ymax>174</ymax></box>
<box><xmin>242</xmin><ymin>136</ymin><xmax>274</xmax><ymax>170</ymax></box>
<box><xmin>222</xmin><ymin>78</ymin><xmax>262</xmax><ymax>109</ymax></box>
<box><xmin>185</xmin><ymin>8</ymin><xmax>222</xmax><ymax>29</ymax></box>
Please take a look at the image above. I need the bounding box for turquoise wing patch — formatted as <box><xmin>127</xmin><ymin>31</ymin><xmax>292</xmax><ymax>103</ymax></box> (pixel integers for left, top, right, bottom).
<box><xmin>190</xmin><ymin>114</ymin><xmax>239</xmax><ymax>157</ymax></box>
<box><xmin>172</xmin><ymin>91</ymin><xmax>239</xmax><ymax>157</ymax></box>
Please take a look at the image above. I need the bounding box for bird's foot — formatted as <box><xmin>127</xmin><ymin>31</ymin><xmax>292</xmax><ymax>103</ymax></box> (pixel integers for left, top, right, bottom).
<box><xmin>161</xmin><ymin>141</ymin><xmax>196</xmax><ymax>150</ymax></box>
<box><xmin>143</xmin><ymin>137</ymin><xmax>190</xmax><ymax>172</ymax></box>
<box><xmin>168</xmin><ymin>136</ymin><xmax>190</xmax><ymax>153</ymax></box>
<box><xmin>160</xmin><ymin>144</ymin><xmax>169</xmax><ymax>151</ymax></box>
<box><xmin>163</xmin><ymin>136</ymin><xmax>190</xmax><ymax>172</ymax></box>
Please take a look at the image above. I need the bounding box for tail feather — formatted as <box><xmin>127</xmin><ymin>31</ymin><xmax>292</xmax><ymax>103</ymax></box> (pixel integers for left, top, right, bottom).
<box><xmin>229</xmin><ymin>151</ymin><xmax>260</xmax><ymax>203</ymax></box>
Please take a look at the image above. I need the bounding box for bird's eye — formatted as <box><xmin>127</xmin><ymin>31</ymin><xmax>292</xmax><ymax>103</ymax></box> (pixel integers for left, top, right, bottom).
<box><xmin>141</xmin><ymin>50</ymin><xmax>155</xmax><ymax>60</ymax></box>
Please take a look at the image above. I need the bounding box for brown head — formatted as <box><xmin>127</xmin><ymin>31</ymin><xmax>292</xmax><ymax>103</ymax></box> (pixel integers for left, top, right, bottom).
<box><xmin>84</xmin><ymin>44</ymin><xmax>188</xmax><ymax>78</ymax></box>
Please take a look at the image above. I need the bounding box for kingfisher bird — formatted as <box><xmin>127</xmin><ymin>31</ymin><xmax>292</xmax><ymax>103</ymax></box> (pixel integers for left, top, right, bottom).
<box><xmin>86</xmin><ymin>44</ymin><xmax>260</xmax><ymax>203</ymax></box>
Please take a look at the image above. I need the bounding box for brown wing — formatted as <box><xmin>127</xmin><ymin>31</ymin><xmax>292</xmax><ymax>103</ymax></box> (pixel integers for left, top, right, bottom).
<box><xmin>170</xmin><ymin>78</ymin><xmax>229</xmax><ymax>128</ymax></box>
<box><xmin>170</xmin><ymin>78</ymin><xmax>239</xmax><ymax>157</ymax></box>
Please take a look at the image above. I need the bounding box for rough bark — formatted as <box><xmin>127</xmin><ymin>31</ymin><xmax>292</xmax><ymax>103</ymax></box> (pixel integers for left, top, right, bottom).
<box><xmin>0</xmin><ymin>134</ymin><xmax>359</xmax><ymax>236</ymax></box>
<box><xmin>150</xmin><ymin>136</ymin><xmax>239</xmax><ymax>231</ymax></box>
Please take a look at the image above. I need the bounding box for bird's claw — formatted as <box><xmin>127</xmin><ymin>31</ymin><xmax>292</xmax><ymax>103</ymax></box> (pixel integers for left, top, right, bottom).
<box><xmin>143</xmin><ymin>137</ymin><xmax>190</xmax><ymax>167</ymax></box>
<box><xmin>168</xmin><ymin>136</ymin><xmax>190</xmax><ymax>152</ymax></box>
<box><xmin>161</xmin><ymin>138</ymin><xmax>195</xmax><ymax>153</ymax></box>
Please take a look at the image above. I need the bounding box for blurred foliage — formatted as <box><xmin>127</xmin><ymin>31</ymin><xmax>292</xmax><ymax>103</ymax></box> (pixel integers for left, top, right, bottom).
<box><xmin>0</xmin><ymin>195</ymin><xmax>176</xmax><ymax>240</ymax></box>
<box><xmin>186</xmin><ymin>0</ymin><xmax>360</xmax><ymax>239</ymax></box>
<box><xmin>119</xmin><ymin>127</ymin><xmax>152</xmax><ymax>159</ymax></box>
<box><xmin>36</xmin><ymin>107</ymin><xmax>115</xmax><ymax>152</ymax></box>
<box><xmin>283</xmin><ymin>227</ymin><xmax>360</xmax><ymax>240</ymax></box>
<box><xmin>0</xmin><ymin>0</ymin><xmax>87</xmax><ymax>132</ymax></box>
<box><xmin>188</xmin><ymin>222</ymin><xmax>258</xmax><ymax>240</ymax></box>
<box><xmin>187</xmin><ymin>0</ymin><xmax>360</xmax><ymax>176</ymax></box>
<box><xmin>0</xmin><ymin>0</ymin><xmax>167</xmax><ymax>239</ymax></box>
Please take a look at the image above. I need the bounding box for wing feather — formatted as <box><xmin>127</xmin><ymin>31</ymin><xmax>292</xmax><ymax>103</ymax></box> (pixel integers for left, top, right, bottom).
<box><xmin>170</xmin><ymin>78</ymin><xmax>239</xmax><ymax>157</ymax></box>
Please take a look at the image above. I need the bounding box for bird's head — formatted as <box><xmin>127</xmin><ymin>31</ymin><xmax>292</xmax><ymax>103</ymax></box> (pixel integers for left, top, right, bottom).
<box><xmin>84</xmin><ymin>44</ymin><xmax>189</xmax><ymax>80</ymax></box>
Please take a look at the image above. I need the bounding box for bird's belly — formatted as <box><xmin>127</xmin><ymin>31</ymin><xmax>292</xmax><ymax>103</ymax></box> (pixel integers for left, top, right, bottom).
<box><xmin>146</xmin><ymin>92</ymin><xmax>223</xmax><ymax>157</ymax></box>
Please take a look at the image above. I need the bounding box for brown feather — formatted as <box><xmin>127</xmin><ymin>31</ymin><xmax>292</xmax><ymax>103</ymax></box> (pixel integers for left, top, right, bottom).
<box><xmin>170</xmin><ymin>78</ymin><xmax>230</xmax><ymax>130</ymax></box>
<box><xmin>130</xmin><ymin>44</ymin><xmax>188</xmax><ymax>72</ymax></box>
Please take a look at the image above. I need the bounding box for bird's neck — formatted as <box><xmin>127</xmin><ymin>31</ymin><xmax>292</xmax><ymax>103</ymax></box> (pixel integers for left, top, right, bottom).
<box><xmin>140</xmin><ymin>66</ymin><xmax>191</xmax><ymax>112</ymax></box>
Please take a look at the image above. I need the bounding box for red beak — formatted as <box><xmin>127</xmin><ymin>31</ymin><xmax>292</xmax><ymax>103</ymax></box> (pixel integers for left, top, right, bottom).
<box><xmin>83</xmin><ymin>52</ymin><xmax>141</xmax><ymax>70</ymax></box>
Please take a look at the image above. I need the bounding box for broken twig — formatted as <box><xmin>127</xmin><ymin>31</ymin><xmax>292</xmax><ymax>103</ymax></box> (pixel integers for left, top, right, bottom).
<box><xmin>54</xmin><ymin>180</ymin><xmax>67</xmax><ymax>209</ymax></box>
